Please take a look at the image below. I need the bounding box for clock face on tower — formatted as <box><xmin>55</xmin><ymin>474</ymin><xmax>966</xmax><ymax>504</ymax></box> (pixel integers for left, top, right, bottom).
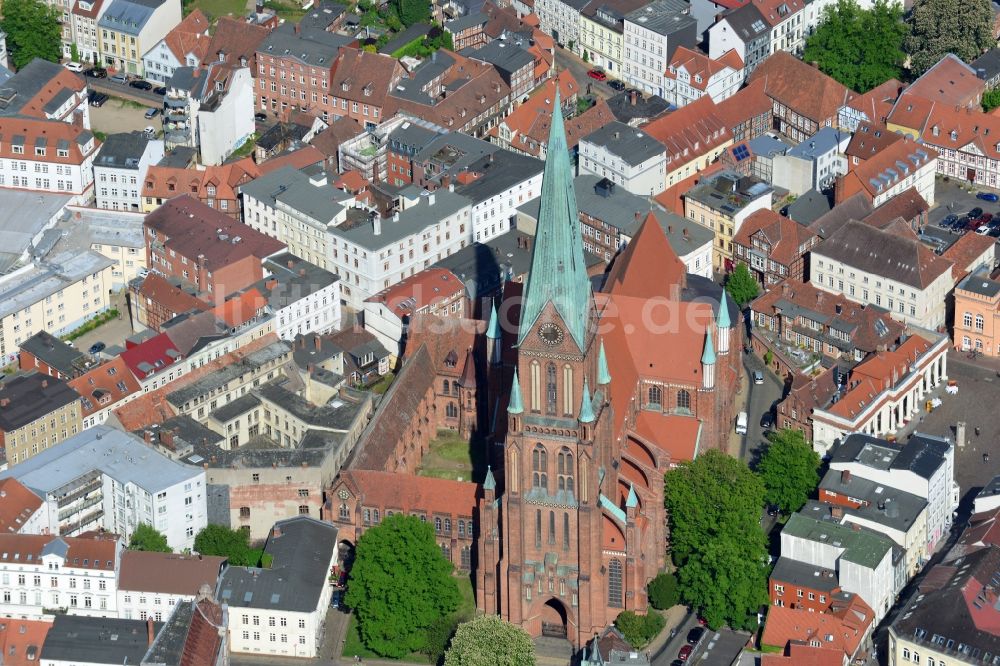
<box><xmin>538</xmin><ymin>323</ymin><xmax>564</xmax><ymax>346</ymax></box>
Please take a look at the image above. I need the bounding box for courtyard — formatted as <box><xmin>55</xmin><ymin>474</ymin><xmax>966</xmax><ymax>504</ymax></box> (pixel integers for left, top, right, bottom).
<box><xmin>416</xmin><ymin>429</ymin><xmax>488</xmax><ymax>484</ymax></box>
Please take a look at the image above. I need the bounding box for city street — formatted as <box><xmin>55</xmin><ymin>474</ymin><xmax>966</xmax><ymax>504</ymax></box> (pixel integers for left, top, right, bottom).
<box><xmin>553</xmin><ymin>47</ymin><xmax>619</xmax><ymax>101</ymax></box>
<box><xmin>651</xmin><ymin>611</ymin><xmax>752</xmax><ymax>666</ymax></box>
<box><xmin>740</xmin><ymin>351</ymin><xmax>785</xmax><ymax>466</ymax></box>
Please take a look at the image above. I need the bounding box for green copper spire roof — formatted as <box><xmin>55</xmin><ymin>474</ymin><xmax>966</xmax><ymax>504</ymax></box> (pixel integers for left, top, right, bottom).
<box><xmin>508</xmin><ymin>368</ymin><xmax>524</xmax><ymax>414</ymax></box>
<box><xmin>625</xmin><ymin>483</ymin><xmax>638</xmax><ymax>508</ymax></box>
<box><xmin>517</xmin><ymin>89</ymin><xmax>592</xmax><ymax>350</ymax></box>
<box><xmin>579</xmin><ymin>376</ymin><xmax>595</xmax><ymax>423</ymax></box>
<box><xmin>701</xmin><ymin>328</ymin><xmax>716</xmax><ymax>365</ymax></box>
<box><xmin>483</xmin><ymin>465</ymin><xmax>496</xmax><ymax>490</ymax></box>
<box><xmin>597</xmin><ymin>339</ymin><xmax>611</xmax><ymax>385</ymax></box>
<box><xmin>487</xmin><ymin>301</ymin><xmax>501</xmax><ymax>340</ymax></box>
<box><xmin>717</xmin><ymin>289</ymin><xmax>732</xmax><ymax>329</ymax></box>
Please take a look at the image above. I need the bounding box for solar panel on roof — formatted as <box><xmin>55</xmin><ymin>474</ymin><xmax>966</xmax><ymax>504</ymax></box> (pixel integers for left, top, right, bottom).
<box><xmin>733</xmin><ymin>144</ymin><xmax>750</xmax><ymax>161</ymax></box>
<box><xmin>243</xmin><ymin>591</ymin><xmax>253</xmax><ymax>603</ymax></box>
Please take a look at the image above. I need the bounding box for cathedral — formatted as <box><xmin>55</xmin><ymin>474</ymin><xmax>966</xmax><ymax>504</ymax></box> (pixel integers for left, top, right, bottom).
<box><xmin>475</xmin><ymin>92</ymin><xmax>743</xmax><ymax>646</ymax></box>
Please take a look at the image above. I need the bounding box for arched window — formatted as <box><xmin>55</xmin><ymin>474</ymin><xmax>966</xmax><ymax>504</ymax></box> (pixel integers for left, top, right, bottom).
<box><xmin>460</xmin><ymin>545</ymin><xmax>471</xmax><ymax>570</ymax></box>
<box><xmin>976</xmin><ymin>314</ymin><xmax>985</xmax><ymax>331</ymax></box>
<box><xmin>434</xmin><ymin>517</ymin><xmax>442</xmax><ymax>533</ymax></box>
<box><xmin>677</xmin><ymin>389</ymin><xmax>691</xmax><ymax>412</ymax></box>
<box><xmin>530</xmin><ymin>361</ymin><xmax>541</xmax><ymax>412</ymax></box>
<box><xmin>562</xmin><ymin>364</ymin><xmax>574</xmax><ymax>415</ymax></box>
<box><xmin>441</xmin><ymin>543</ymin><xmax>451</xmax><ymax>561</ymax></box>
<box><xmin>444</xmin><ymin>518</ymin><xmax>451</xmax><ymax>533</ymax></box>
<box><xmin>648</xmin><ymin>386</ymin><xmax>662</xmax><ymax>408</ymax></box>
<box><xmin>446</xmin><ymin>402</ymin><xmax>458</xmax><ymax>418</ymax></box>
<box><xmin>546</xmin><ymin>363</ymin><xmax>557</xmax><ymax>415</ymax></box>
<box><xmin>452</xmin><ymin>381</ymin><xmax>461</xmax><ymax>395</ymax></box>
<box><xmin>442</xmin><ymin>379</ymin><xmax>450</xmax><ymax>395</ymax></box>
<box><xmin>548</xmin><ymin>511</ymin><xmax>556</xmax><ymax>544</ymax></box>
<box><xmin>457</xmin><ymin>520</ymin><xmax>465</xmax><ymax>537</ymax></box>
<box><xmin>563</xmin><ymin>513</ymin><xmax>570</xmax><ymax>550</ymax></box>
<box><xmin>608</xmin><ymin>559</ymin><xmax>623</xmax><ymax>608</ymax></box>
<box><xmin>557</xmin><ymin>448</ymin><xmax>574</xmax><ymax>493</ymax></box>
<box><xmin>338</xmin><ymin>503</ymin><xmax>349</xmax><ymax>519</ymax></box>
<box><xmin>532</xmin><ymin>445</ymin><xmax>548</xmax><ymax>489</ymax></box>
<box><xmin>964</xmin><ymin>312</ymin><xmax>974</xmax><ymax>328</ymax></box>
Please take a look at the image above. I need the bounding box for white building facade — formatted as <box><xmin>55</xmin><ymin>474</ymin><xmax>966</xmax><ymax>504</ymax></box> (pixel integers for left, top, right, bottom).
<box><xmin>94</xmin><ymin>134</ymin><xmax>164</xmax><ymax>211</ymax></box>
<box><xmin>578</xmin><ymin>123</ymin><xmax>667</xmax><ymax>196</ymax></box>
<box><xmin>622</xmin><ymin>0</ymin><xmax>697</xmax><ymax>97</ymax></box>
<box><xmin>0</xmin><ymin>118</ymin><xmax>98</xmax><ymax>200</ymax></box>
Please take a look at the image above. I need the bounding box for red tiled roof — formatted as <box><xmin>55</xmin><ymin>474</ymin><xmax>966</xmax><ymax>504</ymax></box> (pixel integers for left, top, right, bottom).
<box><xmin>119</xmin><ymin>332</ymin><xmax>182</xmax><ymax>381</ymax></box>
<box><xmin>138</xmin><ymin>274</ymin><xmax>210</xmax><ymax>322</ymax></box>
<box><xmin>181</xmin><ymin>598</ymin><xmax>226</xmax><ymax>666</ymax></box>
<box><xmin>0</xmin><ymin>533</ymin><xmax>119</xmax><ymax>571</ymax></box>
<box><xmin>734</xmin><ymin>209</ymin><xmax>817</xmax><ymax>268</ymax></box>
<box><xmin>364</xmin><ymin>268</ymin><xmax>465</xmax><ymax>318</ymax></box>
<box><xmin>761</xmin><ymin>603</ymin><xmax>871</xmax><ymax>658</ymax></box>
<box><xmin>762</xmin><ymin>642</ymin><xmax>845</xmax><ymax>666</ymax></box>
<box><xmin>259</xmin><ymin>145</ymin><xmax>326</xmax><ymax>172</ymax></box>
<box><xmin>605</xmin><ymin>213</ymin><xmax>686</xmax><ymax>300</ymax></box>
<box><xmin>15</xmin><ymin>69</ymin><xmax>86</xmax><ymax>120</ymax></box>
<box><xmin>749</xmin><ymin>51</ymin><xmax>855</xmax><ymax>125</ymax></box>
<box><xmin>837</xmin><ymin>137</ymin><xmax>937</xmax><ymax>200</ymax></box>
<box><xmin>213</xmin><ymin>288</ymin><xmax>267</xmax><ymax>327</ymax></box>
<box><xmin>861</xmin><ymin>187</ymin><xmax>928</xmax><ymax>229</ymax></box>
<box><xmin>752</xmin><ymin>0</ymin><xmax>804</xmax><ymax>27</ymax></box>
<box><xmin>338</xmin><ymin>469</ymin><xmax>478</xmax><ymax>517</ymax></box>
<box><xmin>330</xmin><ymin>47</ymin><xmax>404</xmax><ymax>109</ymax></box>
<box><xmin>204</xmin><ymin>17</ymin><xmax>270</xmax><ymax>69</ymax></box>
<box><xmin>0</xmin><ymin>479</ymin><xmax>42</xmax><ymax>534</ymax></box>
<box><xmin>119</xmin><ymin>551</ymin><xmax>227</xmax><ymax>595</ymax></box>
<box><xmin>664</xmin><ymin>47</ymin><xmax>744</xmax><ymax>91</ymax></box>
<box><xmin>906</xmin><ymin>54</ymin><xmax>985</xmax><ymax>108</ymax></box>
<box><xmin>715</xmin><ymin>77</ymin><xmax>772</xmax><ymax>134</ymax></box>
<box><xmin>632</xmin><ymin>413</ymin><xmax>700</xmax><ymax>463</ymax></box>
<box><xmin>909</xmin><ymin>102</ymin><xmax>1000</xmax><ymax>161</ymax></box>
<box><xmin>0</xmin><ymin>619</ymin><xmax>52</xmax><ymax>666</ymax></box>
<box><xmin>941</xmin><ymin>231</ymin><xmax>997</xmax><ymax>281</ymax></box>
<box><xmin>828</xmin><ymin>335</ymin><xmax>934</xmax><ymax>419</ymax></box>
<box><xmin>334</xmin><ymin>169</ymin><xmax>368</xmax><ymax>192</ymax></box>
<box><xmin>162</xmin><ymin>9</ymin><xmax>211</xmax><ymax>63</ymax></box>
<box><xmin>0</xmin><ymin>116</ymin><xmax>95</xmax><ymax>165</ymax></box>
<box><xmin>642</xmin><ymin>96</ymin><xmax>731</xmax><ymax>167</ymax></box>
<box><xmin>68</xmin><ymin>356</ymin><xmax>142</xmax><ymax>418</ymax></box>
<box><xmin>845</xmin><ymin>80</ymin><xmax>903</xmax><ymax>125</ymax></box>
<box><xmin>844</xmin><ymin>122</ymin><xmax>904</xmax><ymax>162</ymax></box>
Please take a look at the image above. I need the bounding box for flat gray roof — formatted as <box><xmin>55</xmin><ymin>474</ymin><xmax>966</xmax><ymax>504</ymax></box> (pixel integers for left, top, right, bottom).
<box><xmin>958</xmin><ymin>271</ymin><xmax>1000</xmax><ymax>299</ymax></box>
<box><xmin>42</xmin><ymin>615</ymin><xmax>163</xmax><ymax>664</ymax></box>
<box><xmin>336</xmin><ymin>189</ymin><xmax>472</xmax><ymax>251</ymax></box>
<box><xmin>0</xmin><ymin>250</ymin><xmax>115</xmax><ymax>320</ymax></box>
<box><xmin>0</xmin><ymin>188</ymin><xmax>72</xmax><ymax>272</ymax></box>
<box><xmin>625</xmin><ymin>0</ymin><xmax>696</xmax><ymax>35</ymax></box>
<box><xmin>787</xmin><ymin>127</ymin><xmax>849</xmax><ymax>160</ymax></box>
<box><xmin>581</xmin><ymin>121</ymin><xmax>665</xmax><ymax>166</ymax></box>
<box><xmin>240</xmin><ymin>166</ymin><xmax>346</xmax><ymax>226</ymax></box>
<box><xmin>0</xmin><ymin>425</ymin><xmax>202</xmax><ymax>496</ymax></box>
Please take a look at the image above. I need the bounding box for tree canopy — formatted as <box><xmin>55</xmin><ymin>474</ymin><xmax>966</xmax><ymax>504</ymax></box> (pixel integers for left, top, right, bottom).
<box><xmin>906</xmin><ymin>0</ymin><xmax>993</xmax><ymax>76</ymax></box>
<box><xmin>345</xmin><ymin>514</ymin><xmax>461</xmax><ymax>658</ymax></box>
<box><xmin>193</xmin><ymin>525</ymin><xmax>262</xmax><ymax>566</ymax></box>
<box><xmin>0</xmin><ymin>0</ymin><xmax>62</xmax><ymax>69</ymax></box>
<box><xmin>444</xmin><ymin>615</ymin><xmax>535</xmax><ymax>666</ymax></box>
<box><xmin>757</xmin><ymin>429</ymin><xmax>821</xmax><ymax>514</ymax></box>
<box><xmin>613</xmin><ymin>611</ymin><xmax>665</xmax><ymax>649</ymax></box>
<box><xmin>390</xmin><ymin>0</ymin><xmax>430</xmax><ymax>27</ymax></box>
<box><xmin>664</xmin><ymin>450</ymin><xmax>769</xmax><ymax>630</ymax></box>
<box><xmin>802</xmin><ymin>0</ymin><xmax>908</xmax><ymax>93</ymax></box>
<box><xmin>647</xmin><ymin>572</ymin><xmax>680</xmax><ymax>610</ymax></box>
<box><xmin>128</xmin><ymin>524</ymin><xmax>171</xmax><ymax>553</ymax></box>
<box><xmin>726</xmin><ymin>263</ymin><xmax>760</xmax><ymax>307</ymax></box>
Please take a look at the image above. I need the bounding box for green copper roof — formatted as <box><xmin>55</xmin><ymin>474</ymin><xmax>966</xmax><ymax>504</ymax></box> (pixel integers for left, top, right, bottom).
<box><xmin>487</xmin><ymin>301</ymin><xmax>501</xmax><ymax>340</ymax></box>
<box><xmin>517</xmin><ymin>89</ymin><xmax>592</xmax><ymax>350</ymax></box>
<box><xmin>599</xmin><ymin>493</ymin><xmax>626</xmax><ymax>524</ymax></box>
<box><xmin>508</xmin><ymin>368</ymin><xmax>524</xmax><ymax>414</ymax></box>
<box><xmin>579</xmin><ymin>376</ymin><xmax>595</xmax><ymax>423</ymax></box>
<box><xmin>701</xmin><ymin>328</ymin><xmax>716</xmax><ymax>365</ymax></box>
<box><xmin>483</xmin><ymin>465</ymin><xmax>496</xmax><ymax>490</ymax></box>
<box><xmin>717</xmin><ymin>288</ymin><xmax>732</xmax><ymax>329</ymax></box>
<box><xmin>626</xmin><ymin>483</ymin><xmax>638</xmax><ymax>508</ymax></box>
<box><xmin>597</xmin><ymin>339</ymin><xmax>611</xmax><ymax>385</ymax></box>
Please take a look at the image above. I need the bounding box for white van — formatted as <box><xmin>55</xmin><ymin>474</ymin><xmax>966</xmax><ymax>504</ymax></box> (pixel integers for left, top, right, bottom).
<box><xmin>735</xmin><ymin>411</ymin><xmax>748</xmax><ymax>435</ymax></box>
<box><xmin>64</xmin><ymin>62</ymin><xmax>84</xmax><ymax>73</ymax></box>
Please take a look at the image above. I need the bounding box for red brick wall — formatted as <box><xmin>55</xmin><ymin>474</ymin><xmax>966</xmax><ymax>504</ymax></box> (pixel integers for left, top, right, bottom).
<box><xmin>18</xmin><ymin>351</ymin><xmax>67</xmax><ymax>380</ymax></box>
<box><xmin>769</xmin><ymin>577</ymin><xmax>838</xmax><ymax>612</ymax></box>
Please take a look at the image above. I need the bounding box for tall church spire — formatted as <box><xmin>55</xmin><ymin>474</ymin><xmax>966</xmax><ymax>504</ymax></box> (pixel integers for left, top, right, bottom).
<box><xmin>517</xmin><ymin>89</ymin><xmax>592</xmax><ymax>349</ymax></box>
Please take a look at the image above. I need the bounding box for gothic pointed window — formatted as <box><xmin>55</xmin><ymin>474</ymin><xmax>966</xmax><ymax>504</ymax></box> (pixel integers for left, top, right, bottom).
<box><xmin>548</xmin><ymin>511</ymin><xmax>556</xmax><ymax>544</ymax></box>
<box><xmin>446</xmin><ymin>402</ymin><xmax>458</xmax><ymax>418</ymax></box>
<box><xmin>460</xmin><ymin>545</ymin><xmax>471</xmax><ymax>570</ymax></box>
<box><xmin>648</xmin><ymin>386</ymin><xmax>662</xmax><ymax>408</ymax></box>
<box><xmin>677</xmin><ymin>389</ymin><xmax>691</xmax><ymax>413</ymax></box>
<box><xmin>535</xmin><ymin>509</ymin><xmax>542</xmax><ymax>546</ymax></box>
<box><xmin>546</xmin><ymin>363</ymin><xmax>557</xmax><ymax>415</ymax></box>
<box><xmin>532</xmin><ymin>444</ymin><xmax>548</xmax><ymax>490</ymax></box>
<box><xmin>562</xmin><ymin>364</ymin><xmax>573</xmax><ymax>415</ymax></box>
<box><xmin>563</xmin><ymin>513</ymin><xmax>570</xmax><ymax>550</ymax></box>
<box><xmin>557</xmin><ymin>448</ymin><xmax>574</xmax><ymax>493</ymax></box>
<box><xmin>338</xmin><ymin>503</ymin><xmax>349</xmax><ymax>519</ymax></box>
<box><xmin>530</xmin><ymin>361</ymin><xmax>541</xmax><ymax>412</ymax></box>
<box><xmin>608</xmin><ymin>559</ymin><xmax>623</xmax><ymax>607</ymax></box>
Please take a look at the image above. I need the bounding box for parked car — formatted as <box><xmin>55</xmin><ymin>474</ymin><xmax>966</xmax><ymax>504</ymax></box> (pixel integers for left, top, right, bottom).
<box><xmin>939</xmin><ymin>214</ymin><xmax>958</xmax><ymax>228</ymax></box>
<box><xmin>84</xmin><ymin>67</ymin><xmax>107</xmax><ymax>78</ymax></box>
<box><xmin>153</xmin><ymin>86</ymin><xmax>167</xmax><ymax>96</ymax></box>
<box><xmin>254</xmin><ymin>112</ymin><xmax>268</xmax><ymax>122</ymax></box>
<box><xmin>687</xmin><ymin>627</ymin><xmax>706</xmax><ymax>645</ymax></box>
<box><xmin>89</xmin><ymin>92</ymin><xmax>109</xmax><ymax>107</ymax></box>
<box><xmin>968</xmin><ymin>207</ymin><xmax>984</xmax><ymax>219</ymax></box>
<box><xmin>990</xmin><ymin>227</ymin><xmax>1000</xmax><ymax>238</ymax></box>
<box><xmin>64</xmin><ymin>61</ymin><xmax>84</xmax><ymax>73</ymax></box>
<box><xmin>760</xmin><ymin>411</ymin><xmax>774</xmax><ymax>429</ymax></box>
<box><xmin>110</xmin><ymin>73</ymin><xmax>128</xmax><ymax>84</ymax></box>
<box><xmin>977</xmin><ymin>191</ymin><xmax>999</xmax><ymax>202</ymax></box>
<box><xmin>752</xmin><ymin>370</ymin><xmax>764</xmax><ymax>385</ymax></box>
<box><xmin>88</xmin><ymin>341</ymin><xmax>106</xmax><ymax>355</ymax></box>
<box><xmin>143</xmin><ymin>126</ymin><xmax>156</xmax><ymax>137</ymax></box>
<box><xmin>608</xmin><ymin>80</ymin><xmax>626</xmax><ymax>91</ymax></box>
<box><xmin>671</xmin><ymin>661</ymin><xmax>685</xmax><ymax>666</ymax></box>
<box><xmin>978</xmin><ymin>212</ymin><xmax>994</xmax><ymax>226</ymax></box>
<box><xmin>678</xmin><ymin>645</ymin><xmax>693</xmax><ymax>662</ymax></box>
<box><xmin>587</xmin><ymin>69</ymin><xmax>607</xmax><ymax>81</ymax></box>
<box><xmin>144</xmin><ymin>107</ymin><xmax>159</xmax><ymax>119</ymax></box>
<box><xmin>130</xmin><ymin>79</ymin><xmax>153</xmax><ymax>90</ymax></box>
<box><xmin>978</xmin><ymin>225</ymin><xmax>992</xmax><ymax>235</ymax></box>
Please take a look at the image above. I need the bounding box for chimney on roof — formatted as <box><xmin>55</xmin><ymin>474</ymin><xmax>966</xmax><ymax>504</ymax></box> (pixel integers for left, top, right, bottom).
<box><xmin>634</xmin><ymin>211</ymin><xmax>641</xmax><ymax>221</ymax></box>
<box><xmin>841</xmin><ymin>469</ymin><xmax>851</xmax><ymax>483</ymax></box>
<box><xmin>781</xmin><ymin>282</ymin><xmax>790</xmax><ymax>296</ymax></box>
<box><xmin>294</xmin><ymin>23</ymin><xmax>300</xmax><ymax>34</ymax></box>
<box><xmin>830</xmin><ymin>506</ymin><xmax>843</xmax><ymax>519</ymax></box>
<box><xmin>273</xmin><ymin>525</ymin><xmax>282</xmax><ymax>537</ymax></box>
<box><xmin>147</xmin><ymin>618</ymin><xmax>155</xmax><ymax>647</ymax></box>
<box><xmin>41</xmin><ymin>379</ymin><xmax>48</xmax><ymax>389</ymax></box>
<box><xmin>314</xmin><ymin>335</ymin><xmax>322</xmax><ymax>351</ymax></box>
<box><xmin>816</xmin><ymin>291</ymin><xmax>823</xmax><ymax>304</ymax></box>
<box><xmin>161</xmin><ymin>430</ymin><xmax>174</xmax><ymax>449</ymax></box>
<box><xmin>299</xmin><ymin>337</ymin><xmax>306</xmax><ymax>349</ymax></box>
<box><xmin>630</xmin><ymin>90</ymin><xmax>637</xmax><ymax>106</ymax></box>
<box><xmin>668</xmin><ymin>224</ymin><xmax>673</xmax><ymax>234</ymax></box>
<box><xmin>299</xmin><ymin>268</ymin><xmax>306</xmax><ymax>277</ymax></box>
<box><xmin>265</xmin><ymin>278</ymin><xmax>278</xmax><ymax>290</ymax></box>
<box><xmin>143</xmin><ymin>429</ymin><xmax>154</xmax><ymax>444</ymax></box>
<box><xmin>851</xmin><ymin>522</ymin><xmax>861</xmax><ymax>531</ymax></box>
<box><xmin>287</xmin><ymin>259</ymin><xmax>294</xmax><ymax>269</ymax></box>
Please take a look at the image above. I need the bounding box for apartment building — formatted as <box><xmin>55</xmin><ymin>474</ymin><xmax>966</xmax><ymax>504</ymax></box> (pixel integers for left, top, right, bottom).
<box><xmin>642</xmin><ymin>95</ymin><xmax>734</xmax><ymax>188</ymax></box>
<box><xmin>810</xmin><ymin>220</ymin><xmax>952</xmax><ymax>329</ymax></box>
<box><xmin>93</xmin><ymin>132</ymin><xmax>164</xmax><ymax>211</ymax></box>
<box><xmin>116</xmin><ymin>550</ymin><xmax>226</xmax><ymax>621</ymax></box>
<box><xmin>0</xmin><ymin>372</ymin><xmax>82</xmax><ymax>468</ymax></box>
<box><xmin>0</xmin><ymin>116</ymin><xmax>98</xmax><ymax>199</ymax></box>
<box><xmin>954</xmin><ymin>271</ymin><xmax>1000</xmax><ymax>356</ymax></box>
<box><xmin>733</xmin><ymin>209</ymin><xmax>818</xmax><ymax>286</ymax></box>
<box><xmin>452</xmin><ymin>149</ymin><xmax>544</xmax><ymax>243</ymax></box>
<box><xmin>0</xmin><ymin>251</ymin><xmax>115</xmax><ymax>366</ymax></box>
<box><xmin>683</xmin><ymin>170</ymin><xmax>773</xmax><ymax>271</ymax></box>
<box><xmin>0</xmin><ymin>59</ymin><xmax>91</xmax><ymax>127</ymax></box>
<box><xmin>662</xmin><ymin>46</ymin><xmax>743</xmax><ymax>108</ymax></box>
<box><xmin>0</xmin><ymin>532</ymin><xmax>121</xmax><ymax>618</ymax></box>
<box><xmin>140</xmin><ymin>9</ymin><xmax>210</xmax><ymax>83</ymax></box>
<box><xmin>71</xmin><ymin>0</ymin><xmax>109</xmax><ymax>63</ymax></box>
<box><xmin>252</xmin><ymin>253</ymin><xmax>342</xmax><ymax>340</ymax></box>
<box><xmin>707</xmin><ymin>2</ymin><xmax>771</xmax><ymax>74</ymax></box>
<box><xmin>579</xmin><ymin>0</ymin><xmax>649</xmax><ymax>76</ymax></box>
<box><xmin>98</xmin><ymin>0</ymin><xmax>182</xmax><ymax>76</ymax></box>
<box><xmin>463</xmin><ymin>38</ymin><xmax>535</xmax><ymax>101</ymax></box>
<box><xmin>241</xmin><ymin>168</ymin><xmax>474</xmax><ymax>309</ymax></box>
<box><xmin>578</xmin><ymin>120</ymin><xmax>667</xmax><ymax>196</ymax></box>
<box><xmin>836</xmin><ymin>138</ymin><xmax>937</xmax><ymax>208</ymax></box>
<box><xmin>221</xmin><ymin>517</ymin><xmax>337</xmax><ymax>659</ymax></box>
<box><xmin>621</xmin><ymin>0</ymin><xmax>697</xmax><ymax>96</ymax></box>
<box><xmin>73</xmin><ymin>207</ymin><xmax>149</xmax><ymax>287</ymax></box>
<box><xmin>144</xmin><ymin>195</ymin><xmax>286</xmax><ymax>299</ymax></box>
<box><xmin>0</xmin><ymin>425</ymin><xmax>207</xmax><ymax>550</ymax></box>
<box><xmin>535</xmin><ymin>0</ymin><xmax>589</xmax><ymax>51</ymax></box>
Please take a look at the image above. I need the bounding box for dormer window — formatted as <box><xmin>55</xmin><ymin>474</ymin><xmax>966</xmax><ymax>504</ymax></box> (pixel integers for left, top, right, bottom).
<box><xmin>57</xmin><ymin>149</ymin><xmax>69</xmax><ymax>158</ymax></box>
<box><xmin>363</xmin><ymin>83</ymin><xmax>372</xmax><ymax>97</ymax></box>
<box><xmin>932</xmin><ymin>125</ymin><xmax>939</xmax><ymax>137</ymax></box>
<box><xmin>207</xmin><ymin>185</ymin><xmax>216</xmax><ymax>197</ymax></box>
<box><xmin>12</xmin><ymin>145</ymin><xmax>23</xmax><ymax>155</ymax></box>
<box><xmin>35</xmin><ymin>147</ymin><xmax>45</xmax><ymax>156</ymax></box>
<box><xmin>951</xmin><ymin>130</ymin><xmax>958</xmax><ymax>140</ymax></box>
<box><xmin>341</xmin><ymin>81</ymin><xmax>349</xmax><ymax>92</ymax></box>
<box><xmin>694</xmin><ymin>74</ymin><xmax>702</xmax><ymax>83</ymax></box>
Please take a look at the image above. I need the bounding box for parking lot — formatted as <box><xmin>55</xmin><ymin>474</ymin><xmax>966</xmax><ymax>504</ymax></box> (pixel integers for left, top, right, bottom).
<box><xmin>90</xmin><ymin>98</ymin><xmax>161</xmax><ymax>137</ymax></box>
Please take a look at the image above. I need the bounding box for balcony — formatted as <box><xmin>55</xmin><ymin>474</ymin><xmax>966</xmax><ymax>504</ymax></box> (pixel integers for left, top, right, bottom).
<box><xmin>58</xmin><ymin>495</ymin><xmax>102</xmax><ymax>522</ymax></box>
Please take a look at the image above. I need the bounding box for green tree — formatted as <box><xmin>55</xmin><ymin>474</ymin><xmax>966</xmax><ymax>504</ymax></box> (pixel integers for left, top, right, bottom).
<box><xmin>345</xmin><ymin>514</ymin><xmax>460</xmax><ymax>658</ymax></box>
<box><xmin>128</xmin><ymin>524</ymin><xmax>171</xmax><ymax>552</ymax></box>
<box><xmin>647</xmin><ymin>572</ymin><xmax>680</xmax><ymax>610</ymax></box>
<box><xmin>802</xmin><ymin>0</ymin><xmax>907</xmax><ymax>93</ymax></box>
<box><xmin>757</xmin><ymin>429</ymin><xmax>821</xmax><ymax>514</ymax></box>
<box><xmin>906</xmin><ymin>0</ymin><xmax>993</xmax><ymax>75</ymax></box>
<box><xmin>444</xmin><ymin>615</ymin><xmax>535</xmax><ymax>666</ymax></box>
<box><xmin>391</xmin><ymin>0</ymin><xmax>429</xmax><ymax>27</ymax></box>
<box><xmin>613</xmin><ymin>611</ymin><xmax>665</xmax><ymax>649</ymax></box>
<box><xmin>725</xmin><ymin>263</ymin><xmax>759</xmax><ymax>306</ymax></box>
<box><xmin>193</xmin><ymin>525</ymin><xmax>254</xmax><ymax>565</ymax></box>
<box><xmin>664</xmin><ymin>450</ymin><xmax>769</xmax><ymax>630</ymax></box>
<box><xmin>70</xmin><ymin>42</ymin><xmax>79</xmax><ymax>63</ymax></box>
<box><xmin>1</xmin><ymin>0</ymin><xmax>62</xmax><ymax>69</ymax></box>
<box><xmin>582</xmin><ymin>50</ymin><xmax>590</xmax><ymax>63</ymax></box>
<box><xmin>983</xmin><ymin>88</ymin><xmax>1000</xmax><ymax>112</ymax></box>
